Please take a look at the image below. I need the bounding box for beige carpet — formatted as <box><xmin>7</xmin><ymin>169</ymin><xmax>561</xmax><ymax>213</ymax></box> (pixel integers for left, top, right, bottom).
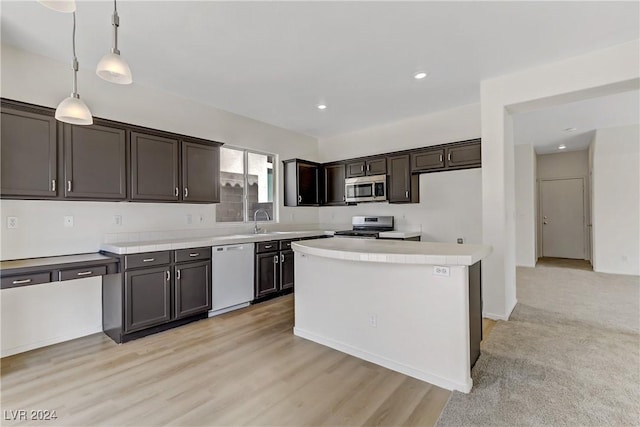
<box><xmin>436</xmin><ymin>264</ymin><xmax>640</xmax><ymax>426</ymax></box>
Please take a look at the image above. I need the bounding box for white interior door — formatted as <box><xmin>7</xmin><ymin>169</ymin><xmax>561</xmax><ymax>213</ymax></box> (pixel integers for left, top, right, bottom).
<box><xmin>541</xmin><ymin>178</ymin><xmax>585</xmax><ymax>259</ymax></box>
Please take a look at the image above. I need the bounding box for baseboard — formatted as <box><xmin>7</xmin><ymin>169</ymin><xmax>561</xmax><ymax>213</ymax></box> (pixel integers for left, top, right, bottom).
<box><xmin>1</xmin><ymin>326</ymin><xmax>102</xmax><ymax>358</ymax></box>
<box><xmin>593</xmin><ymin>268</ymin><xmax>640</xmax><ymax>277</ymax></box>
<box><xmin>293</xmin><ymin>327</ymin><xmax>472</xmax><ymax>393</ymax></box>
<box><xmin>483</xmin><ymin>299</ymin><xmax>517</xmax><ymax>321</ymax></box>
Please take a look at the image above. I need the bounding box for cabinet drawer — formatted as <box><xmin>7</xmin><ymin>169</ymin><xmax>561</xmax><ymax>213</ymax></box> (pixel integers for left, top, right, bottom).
<box><xmin>256</xmin><ymin>241</ymin><xmax>278</xmax><ymax>253</ymax></box>
<box><xmin>279</xmin><ymin>239</ymin><xmax>296</xmax><ymax>250</ymax></box>
<box><xmin>124</xmin><ymin>251</ymin><xmax>171</xmax><ymax>270</ymax></box>
<box><xmin>59</xmin><ymin>265</ymin><xmax>107</xmax><ymax>281</ymax></box>
<box><xmin>1</xmin><ymin>272</ymin><xmax>51</xmax><ymax>289</ymax></box>
<box><xmin>175</xmin><ymin>247</ymin><xmax>211</xmax><ymax>263</ymax></box>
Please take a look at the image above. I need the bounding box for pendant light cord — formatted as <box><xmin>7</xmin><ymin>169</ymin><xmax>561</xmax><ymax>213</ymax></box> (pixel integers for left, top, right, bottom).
<box><xmin>71</xmin><ymin>11</ymin><xmax>78</xmax><ymax>96</ymax></box>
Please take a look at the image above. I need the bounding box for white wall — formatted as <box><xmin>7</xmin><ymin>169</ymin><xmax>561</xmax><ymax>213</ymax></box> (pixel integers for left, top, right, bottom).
<box><xmin>591</xmin><ymin>125</ymin><xmax>640</xmax><ymax>275</ymax></box>
<box><xmin>481</xmin><ymin>39</ymin><xmax>639</xmax><ymax>320</ymax></box>
<box><xmin>318</xmin><ymin>104</ymin><xmax>483</xmax><ymax>244</ymax></box>
<box><xmin>515</xmin><ymin>144</ymin><xmax>536</xmax><ymax>267</ymax></box>
<box><xmin>0</xmin><ymin>45</ymin><xmax>319</xmax><ymax>260</ymax></box>
<box><xmin>536</xmin><ymin>150</ymin><xmax>590</xmax><ymax>260</ymax></box>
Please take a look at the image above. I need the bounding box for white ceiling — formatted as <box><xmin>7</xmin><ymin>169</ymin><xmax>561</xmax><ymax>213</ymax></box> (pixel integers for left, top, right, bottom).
<box><xmin>513</xmin><ymin>90</ymin><xmax>640</xmax><ymax>155</ymax></box>
<box><xmin>1</xmin><ymin>1</ymin><xmax>639</xmax><ymax>138</ymax></box>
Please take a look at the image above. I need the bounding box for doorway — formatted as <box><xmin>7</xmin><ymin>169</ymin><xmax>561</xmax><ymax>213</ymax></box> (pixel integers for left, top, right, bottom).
<box><xmin>540</xmin><ymin>178</ymin><xmax>586</xmax><ymax>259</ymax></box>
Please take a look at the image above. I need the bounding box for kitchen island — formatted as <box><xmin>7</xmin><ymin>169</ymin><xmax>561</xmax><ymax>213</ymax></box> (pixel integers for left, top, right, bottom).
<box><xmin>291</xmin><ymin>238</ymin><xmax>492</xmax><ymax>393</ymax></box>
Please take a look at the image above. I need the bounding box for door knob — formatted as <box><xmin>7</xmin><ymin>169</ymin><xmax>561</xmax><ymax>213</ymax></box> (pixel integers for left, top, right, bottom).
<box><xmin>543</xmin><ymin>216</ymin><xmax>548</xmax><ymax>219</ymax></box>
<box><xmin>543</xmin><ymin>221</ymin><xmax>548</xmax><ymax>225</ymax></box>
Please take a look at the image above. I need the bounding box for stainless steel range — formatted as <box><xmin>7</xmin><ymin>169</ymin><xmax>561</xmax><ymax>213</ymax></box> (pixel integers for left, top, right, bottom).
<box><xmin>334</xmin><ymin>216</ymin><xmax>394</xmax><ymax>239</ymax></box>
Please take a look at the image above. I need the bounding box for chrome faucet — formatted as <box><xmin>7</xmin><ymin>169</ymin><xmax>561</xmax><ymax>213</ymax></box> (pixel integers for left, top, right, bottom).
<box><xmin>253</xmin><ymin>208</ymin><xmax>270</xmax><ymax>234</ymax></box>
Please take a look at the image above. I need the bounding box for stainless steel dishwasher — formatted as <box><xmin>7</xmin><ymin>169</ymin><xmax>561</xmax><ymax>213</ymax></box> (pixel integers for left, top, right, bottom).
<box><xmin>209</xmin><ymin>243</ymin><xmax>254</xmax><ymax>317</ymax></box>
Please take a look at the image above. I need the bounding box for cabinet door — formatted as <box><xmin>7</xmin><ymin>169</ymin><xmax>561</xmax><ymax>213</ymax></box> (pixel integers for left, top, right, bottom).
<box><xmin>1</xmin><ymin>107</ymin><xmax>57</xmax><ymax>198</ymax></box>
<box><xmin>64</xmin><ymin>124</ymin><xmax>127</xmax><ymax>199</ymax></box>
<box><xmin>280</xmin><ymin>250</ymin><xmax>294</xmax><ymax>290</ymax></box>
<box><xmin>387</xmin><ymin>154</ymin><xmax>411</xmax><ymax>203</ymax></box>
<box><xmin>446</xmin><ymin>142</ymin><xmax>481</xmax><ymax>168</ymax></box>
<box><xmin>297</xmin><ymin>162</ymin><xmax>319</xmax><ymax>205</ymax></box>
<box><xmin>125</xmin><ymin>266</ymin><xmax>171</xmax><ymax>333</ymax></box>
<box><xmin>366</xmin><ymin>157</ymin><xmax>387</xmax><ymax>175</ymax></box>
<box><xmin>346</xmin><ymin>161</ymin><xmax>366</xmax><ymax>178</ymax></box>
<box><xmin>255</xmin><ymin>252</ymin><xmax>279</xmax><ymax>298</ymax></box>
<box><xmin>181</xmin><ymin>141</ymin><xmax>220</xmax><ymax>203</ymax></box>
<box><xmin>130</xmin><ymin>132</ymin><xmax>179</xmax><ymax>201</ymax></box>
<box><xmin>411</xmin><ymin>148</ymin><xmax>445</xmax><ymax>173</ymax></box>
<box><xmin>175</xmin><ymin>260</ymin><xmax>211</xmax><ymax>319</ymax></box>
<box><xmin>323</xmin><ymin>163</ymin><xmax>346</xmax><ymax>205</ymax></box>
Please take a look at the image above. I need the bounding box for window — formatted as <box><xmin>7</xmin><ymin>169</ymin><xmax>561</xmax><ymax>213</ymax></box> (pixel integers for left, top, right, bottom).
<box><xmin>217</xmin><ymin>146</ymin><xmax>274</xmax><ymax>222</ymax></box>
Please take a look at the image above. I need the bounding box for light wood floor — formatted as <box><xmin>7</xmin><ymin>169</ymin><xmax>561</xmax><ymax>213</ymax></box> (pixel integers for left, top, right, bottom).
<box><xmin>1</xmin><ymin>295</ymin><xmax>495</xmax><ymax>427</ymax></box>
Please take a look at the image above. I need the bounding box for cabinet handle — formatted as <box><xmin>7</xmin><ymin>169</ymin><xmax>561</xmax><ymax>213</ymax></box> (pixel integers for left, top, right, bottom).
<box><xmin>184</xmin><ymin>187</ymin><xmax>189</xmax><ymax>198</ymax></box>
<box><xmin>439</xmin><ymin>154</ymin><xmax>443</xmax><ymax>163</ymax></box>
<box><xmin>143</xmin><ymin>258</ymin><xmax>155</xmax><ymax>262</ymax></box>
<box><xmin>264</xmin><ymin>245</ymin><xmax>273</xmax><ymax>249</ymax></box>
<box><xmin>176</xmin><ymin>270</ymin><xmax>181</xmax><ymax>280</ymax></box>
<box><xmin>298</xmin><ymin>195</ymin><xmax>302</xmax><ymax>203</ymax></box>
<box><xmin>273</xmin><ymin>255</ymin><xmax>279</xmax><ymax>264</ymax></box>
<box><xmin>67</xmin><ymin>180</ymin><xmax>72</xmax><ymax>192</ymax></box>
<box><xmin>361</xmin><ymin>165</ymin><xmax>364</xmax><ymax>172</ymax></box>
<box><xmin>175</xmin><ymin>187</ymin><xmax>179</xmax><ymax>197</ymax></box>
<box><xmin>189</xmin><ymin>253</ymin><xmax>199</xmax><ymax>257</ymax></box>
<box><xmin>448</xmin><ymin>152</ymin><xmax>452</xmax><ymax>162</ymax></box>
<box><xmin>166</xmin><ymin>271</ymin><xmax>170</xmax><ymax>281</ymax></box>
<box><xmin>51</xmin><ymin>179</ymin><xmax>56</xmax><ymax>192</ymax></box>
<box><xmin>405</xmin><ymin>191</ymin><xmax>409</xmax><ymax>198</ymax></box>
<box><xmin>76</xmin><ymin>271</ymin><xmax>93</xmax><ymax>276</ymax></box>
<box><xmin>281</xmin><ymin>253</ymin><xmax>285</xmax><ymax>263</ymax></box>
<box><xmin>12</xmin><ymin>279</ymin><xmax>31</xmax><ymax>285</ymax></box>
<box><xmin>367</xmin><ymin>164</ymin><xmax>370</xmax><ymax>172</ymax></box>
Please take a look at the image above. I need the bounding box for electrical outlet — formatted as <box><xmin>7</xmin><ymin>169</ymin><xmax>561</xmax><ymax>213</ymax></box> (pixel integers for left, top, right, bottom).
<box><xmin>114</xmin><ymin>215</ymin><xmax>122</xmax><ymax>226</ymax></box>
<box><xmin>7</xmin><ymin>216</ymin><xmax>18</xmax><ymax>229</ymax></box>
<box><xmin>368</xmin><ymin>313</ymin><xmax>378</xmax><ymax>328</ymax></box>
<box><xmin>433</xmin><ymin>266</ymin><xmax>450</xmax><ymax>277</ymax></box>
<box><xmin>64</xmin><ymin>216</ymin><xmax>74</xmax><ymax>228</ymax></box>
<box><xmin>186</xmin><ymin>214</ymin><xmax>193</xmax><ymax>225</ymax></box>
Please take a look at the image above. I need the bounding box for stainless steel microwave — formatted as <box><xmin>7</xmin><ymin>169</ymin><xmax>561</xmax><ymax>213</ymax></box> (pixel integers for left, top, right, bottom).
<box><xmin>345</xmin><ymin>174</ymin><xmax>387</xmax><ymax>203</ymax></box>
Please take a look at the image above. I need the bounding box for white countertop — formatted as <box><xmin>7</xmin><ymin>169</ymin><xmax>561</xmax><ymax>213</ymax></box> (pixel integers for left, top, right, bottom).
<box><xmin>292</xmin><ymin>238</ymin><xmax>491</xmax><ymax>266</ymax></box>
<box><xmin>378</xmin><ymin>231</ymin><xmax>421</xmax><ymax>239</ymax></box>
<box><xmin>101</xmin><ymin>230</ymin><xmax>332</xmax><ymax>255</ymax></box>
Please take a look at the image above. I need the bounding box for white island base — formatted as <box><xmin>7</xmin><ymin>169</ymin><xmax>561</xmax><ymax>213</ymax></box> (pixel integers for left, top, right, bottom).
<box><xmin>292</xmin><ymin>239</ymin><xmax>490</xmax><ymax>393</ymax></box>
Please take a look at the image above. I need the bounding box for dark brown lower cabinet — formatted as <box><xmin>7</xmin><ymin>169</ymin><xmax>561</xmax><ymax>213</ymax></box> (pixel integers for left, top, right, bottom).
<box><xmin>175</xmin><ymin>260</ymin><xmax>211</xmax><ymax>319</ymax></box>
<box><xmin>280</xmin><ymin>250</ymin><xmax>294</xmax><ymax>290</ymax></box>
<box><xmin>254</xmin><ymin>241</ymin><xmax>295</xmax><ymax>300</ymax></box>
<box><xmin>102</xmin><ymin>247</ymin><xmax>211</xmax><ymax>343</ymax></box>
<box><xmin>124</xmin><ymin>266</ymin><xmax>172</xmax><ymax>333</ymax></box>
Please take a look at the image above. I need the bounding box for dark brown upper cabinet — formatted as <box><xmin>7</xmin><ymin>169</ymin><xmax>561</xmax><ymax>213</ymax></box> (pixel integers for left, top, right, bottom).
<box><xmin>63</xmin><ymin>123</ymin><xmax>127</xmax><ymax>200</ymax></box>
<box><xmin>323</xmin><ymin>162</ymin><xmax>346</xmax><ymax>205</ymax></box>
<box><xmin>181</xmin><ymin>140</ymin><xmax>220</xmax><ymax>203</ymax></box>
<box><xmin>284</xmin><ymin>159</ymin><xmax>320</xmax><ymax>206</ymax></box>
<box><xmin>387</xmin><ymin>154</ymin><xmax>419</xmax><ymax>204</ymax></box>
<box><xmin>346</xmin><ymin>156</ymin><xmax>387</xmax><ymax>178</ymax></box>
<box><xmin>130</xmin><ymin>132</ymin><xmax>180</xmax><ymax>201</ymax></box>
<box><xmin>1</xmin><ymin>103</ymin><xmax>58</xmax><ymax>198</ymax></box>
<box><xmin>445</xmin><ymin>141</ymin><xmax>481</xmax><ymax>169</ymax></box>
<box><xmin>411</xmin><ymin>148</ymin><xmax>445</xmax><ymax>173</ymax></box>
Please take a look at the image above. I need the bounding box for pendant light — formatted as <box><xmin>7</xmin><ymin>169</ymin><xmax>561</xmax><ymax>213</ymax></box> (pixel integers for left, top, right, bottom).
<box><xmin>37</xmin><ymin>0</ymin><xmax>76</xmax><ymax>13</ymax></box>
<box><xmin>55</xmin><ymin>12</ymin><xmax>93</xmax><ymax>125</ymax></box>
<box><xmin>96</xmin><ymin>0</ymin><xmax>132</xmax><ymax>84</ymax></box>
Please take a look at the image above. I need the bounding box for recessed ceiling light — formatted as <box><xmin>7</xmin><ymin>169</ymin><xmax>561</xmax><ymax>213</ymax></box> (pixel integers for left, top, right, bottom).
<box><xmin>413</xmin><ymin>71</ymin><xmax>428</xmax><ymax>80</ymax></box>
<box><xmin>564</xmin><ymin>127</ymin><xmax>577</xmax><ymax>132</ymax></box>
<box><xmin>558</xmin><ymin>144</ymin><xmax>567</xmax><ymax>150</ymax></box>
<box><xmin>317</xmin><ymin>104</ymin><xmax>327</xmax><ymax>110</ymax></box>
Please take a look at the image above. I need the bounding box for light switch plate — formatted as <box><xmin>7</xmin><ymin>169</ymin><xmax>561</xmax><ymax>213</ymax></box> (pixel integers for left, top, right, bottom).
<box><xmin>64</xmin><ymin>216</ymin><xmax>74</xmax><ymax>228</ymax></box>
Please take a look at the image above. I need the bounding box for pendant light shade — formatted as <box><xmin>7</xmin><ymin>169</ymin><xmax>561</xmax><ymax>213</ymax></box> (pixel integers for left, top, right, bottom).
<box><xmin>55</xmin><ymin>95</ymin><xmax>93</xmax><ymax>125</ymax></box>
<box><xmin>55</xmin><ymin>12</ymin><xmax>93</xmax><ymax>126</ymax></box>
<box><xmin>37</xmin><ymin>0</ymin><xmax>76</xmax><ymax>13</ymax></box>
<box><xmin>97</xmin><ymin>0</ymin><xmax>133</xmax><ymax>84</ymax></box>
<box><xmin>96</xmin><ymin>52</ymin><xmax>132</xmax><ymax>84</ymax></box>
